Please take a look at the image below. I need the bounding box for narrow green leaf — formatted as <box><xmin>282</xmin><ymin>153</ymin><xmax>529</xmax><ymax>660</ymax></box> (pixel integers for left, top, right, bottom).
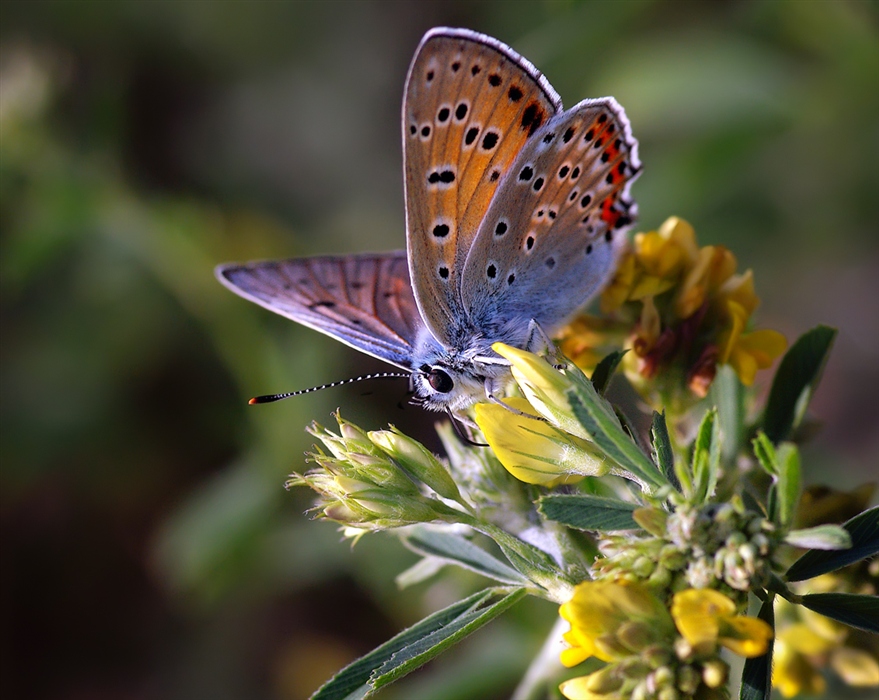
<box><xmin>372</xmin><ymin>588</ymin><xmax>528</xmax><ymax>689</ymax></box>
<box><xmin>650</xmin><ymin>411</ymin><xmax>679</xmax><ymax>491</ymax></box>
<box><xmin>590</xmin><ymin>350</ymin><xmax>627</xmax><ymax>395</ymax></box>
<box><xmin>395</xmin><ymin>557</ymin><xmax>446</xmax><ymax>588</ymax></box>
<box><xmin>711</xmin><ymin>364</ymin><xmax>744</xmax><ymax>464</ymax></box>
<box><xmin>400</xmin><ymin>526</ymin><xmax>529</xmax><ymax>586</ymax></box>
<box><xmin>784</xmin><ymin>524</ymin><xmax>851</xmax><ymax>550</ymax></box>
<box><xmin>763</xmin><ymin>326</ymin><xmax>837</xmax><ymax>443</ymax></box>
<box><xmin>774</xmin><ymin>443</ymin><xmax>801</xmax><ymax>529</ymax></box>
<box><xmin>538</xmin><ymin>494</ymin><xmax>638</xmax><ymax>531</ymax></box>
<box><xmin>691</xmin><ymin>409</ymin><xmax>719</xmax><ymax>503</ymax></box>
<box><xmin>786</xmin><ymin>506</ymin><xmax>879</xmax><ymax>582</ymax></box>
<box><xmin>739</xmin><ymin>595</ymin><xmax>774</xmax><ymax>700</ymax></box>
<box><xmin>799</xmin><ymin>593</ymin><xmax>879</xmax><ymax>634</ymax></box>
<box><xmin>311</xmin><ymin>589</ymin><xmax>496</xmax><ymax>699</ymax></box>
<box><xmin>751</xmin><ymin>431</ymin><xmax>778</xmax><ymax>476</ymax></box>
<box><xmin>752</xmin><ymin>432</ymin><xmax>782</xmax><ymax>525</ymax></box>
<box><xmin>566</xmin><ymin>379</ymin><xmax>668</xmax><ymax>491</ymax></box>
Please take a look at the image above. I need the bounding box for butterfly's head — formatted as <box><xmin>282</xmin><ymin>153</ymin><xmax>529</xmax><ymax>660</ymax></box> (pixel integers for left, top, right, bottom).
<box><xmin>410</xmin><ymin>361</ymin><xmax>489</xmax><ymax>412</ymax></box>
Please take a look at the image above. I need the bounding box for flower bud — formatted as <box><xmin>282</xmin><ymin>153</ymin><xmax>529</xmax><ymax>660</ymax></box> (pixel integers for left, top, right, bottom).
<box><xmin>702</xmin><ymin>659</ymin><xmax>728</xmax><ymax>688</ymax></box>
<box><xmin>633</xmin><ymin>507</ymin><xmax>669</xmax><ymax>537</ymax></box>
<box><xmin>617</xmin><ymin>620</ymin><xmax>658</xmax><ymax>652</ymax></box>
<box><xmin>585</xmin><ymin>666</ymin><xmax>624</xmax><ymax>693</ymax></box>
<box><xmin>474</xmin><ymin>397</ymin><xmax>608</xmax><ymax>486</ymax></box>
<box><xmin>490</xmin><ymin>343</ymin><xmax>592</xmax><ymax>440</ymax></box>
<box><xmin>368</xmin><ymin>427</ymin><xmax>462</xmax><ymax>502</ymax></box>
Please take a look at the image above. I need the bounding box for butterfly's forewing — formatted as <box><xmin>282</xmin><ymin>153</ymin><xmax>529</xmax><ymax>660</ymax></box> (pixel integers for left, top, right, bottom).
<box><xmin>216</xmin><ymin>253</ymin><xmax>422</xmax><ymax>369</ymax></box>
<box><xmin>403</xmin><ymin>28</ymin><xmax>562</xmax><ymax>345</ymax></box>
<box><xmin>460</xmin><ymin>98</ymin><xmax>640</xmax><ymax>331</ymax></box>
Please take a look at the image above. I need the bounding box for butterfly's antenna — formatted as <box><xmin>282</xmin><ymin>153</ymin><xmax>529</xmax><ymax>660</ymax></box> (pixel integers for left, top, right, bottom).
<box><xmin>249</xmin><ymin>372</ymin><xmax>410</xmax><ymax>404</ymax></box>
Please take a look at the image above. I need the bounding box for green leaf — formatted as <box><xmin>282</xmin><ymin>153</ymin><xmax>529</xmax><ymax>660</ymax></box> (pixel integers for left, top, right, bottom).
<box><xmin>786</xmin><ymin>506</ymin><xmax>879</xmax><ymax>582</ymax></box>
<box><xmin>751</xmin><ymin>431</ymin><xmax>777</xmax><ymax>476</ymax></box>
<box><xmin>763</xmin><ymin>326</ymin><xmax>836</xmax><ymax>443</ymax></box>
<box><xmin>774</xmin><ymin>443</ymin><xmax>801</xmax><ymax>529</ymax></box>
<box><xmin>739</xmin><ymin>594</ymin><xmax>774</xmax><ymax>700</ymax></box>
<box><xmin>785</xmin><ymin>524</ymin><xmax>852</xmax><ymax>550</ymax></box>
<box><xmin>751</xmin><ymin>435</ymin><xmax>801</xmax><ymax>527</ymax></box>
<box><xmin>711</xmin><ymin>364</ymin><xmax>744</xmax><ymax>464</ymax></box>
<box><xmin>650</xmin><ymin>411</ymin><xmax>679</xmax><ymax>491</ymax></box>
<box><xmin>799</xmin><ymin>592</ymin><xmax>879</xmax><ymax>634</ymax></box>
<box><xmin>691</xmin><ymin>408</ymin><xmax>720</xmax><ymax>503</ymax></box>
<box><xmin>400</xmin><ymin>526</ymin><xmax>529</xmax><ymax>586</ymax></box>
<box><xmin>590</xmin><ymin>349</ymin><xmax>627</xmax><ymax>395</ymax></box>
<box><xmin>538</xmin><ymin>494</ymin><xmax>639</xmax><ymax>531</ymax></box>
<box><xmin>565</xmin><ymin>374</ymin><xmax>668</xmax><ymax>491</ymax></box>
<box><xmin>371</xmin><ymin>588</ymin><xmax>527</xmax><ymax>690</ymax></box>
<box><xmin>311</xmin><ymin>588</ymin><xmax>525</xmax><ymax>699</ymax></box>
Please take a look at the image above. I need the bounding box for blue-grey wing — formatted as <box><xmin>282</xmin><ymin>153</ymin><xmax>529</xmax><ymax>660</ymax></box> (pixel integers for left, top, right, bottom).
<box><xmin>216</xmin><ymin>252</ymin><xmax>422</xmax><ymax>370</ymax></box>
<box><xmin>460</xmin><ymin>97</ymin><xmax>640</xmax><ymax>333</ymax></box>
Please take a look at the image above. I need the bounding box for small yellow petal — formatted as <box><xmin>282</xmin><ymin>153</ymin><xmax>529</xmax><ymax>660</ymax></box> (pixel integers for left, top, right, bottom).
<box><xmin>718</xmin><ymin>616</ymin><xmax>773</xmax><ymax>657</ymax></box>
<box><xmin>560</xmin><ymin>646</ymin><xmax>592</xmax><ymax>668</ymax></box>
<box><xmin>671</xmin><ymin>589</ymin><xmax>735</xmax><ymax>646</ymax></box>
<box><xmin>772</xmin><ymin>640</ymin><xmax>827</xmax><ymax>697</ymax></box>
<box><xmin>559</xmin><ymin>675</ymin><xmax>606</xmax><ymax>700</ymax></box>
<box><xmin>831</xmin><ymin>647</ymin><xmax>879</xmax><ymax>687</ymax></box>
<box><xmin>718</xmin><ymin>300</ymin><xmax>748</xmax><ymax>363</ymax></box>
<box><xmin>601</xmin><ymin>252</ymin><xmax>636</xmax><ymax>312</ymax></box>
<box><xmin>660</xmin><ymin>216</ymin><xmax>699</xmax><ymax>264</ymax></box>
<box><xmin>629</xmin><ymin>273</ymin><xmax>675</xmax><ymax>300</ymax></box>
<box><xmin>778</xmin><ymin>623</ymin><xmax>835</xmax><ymax>655</ymax></box>
<box><xmin>738</xmin><ymin>329</ymin><xmax>787</xmax><ymax>368</ymax></box>
<box><xmin>474</xmin><ymin>397</ymin><xmax>602</xmax><ymax>486</ymax></box>
<box><xmin>719</xmin><ymin>269</ymin><xmax>758</xmax><ymax>316</ymax></box>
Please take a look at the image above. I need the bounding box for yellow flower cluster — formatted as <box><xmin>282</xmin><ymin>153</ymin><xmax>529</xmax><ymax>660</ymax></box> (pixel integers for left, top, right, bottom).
<box><xmin>558</xmin><ymin>580</ymin><xmax>772</xmax><ymax>700</ymax></box>
<box><xmin>560</xmin><ymin>217</ymin><xmax>786</xmax><ymax>400</ymax></box>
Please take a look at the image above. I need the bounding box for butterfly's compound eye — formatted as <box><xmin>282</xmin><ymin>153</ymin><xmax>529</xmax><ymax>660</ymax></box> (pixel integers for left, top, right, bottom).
<box><xmin>427</xmin><ymin>368</ymin><xmax>454</xmax><ymax>393</ymax></box>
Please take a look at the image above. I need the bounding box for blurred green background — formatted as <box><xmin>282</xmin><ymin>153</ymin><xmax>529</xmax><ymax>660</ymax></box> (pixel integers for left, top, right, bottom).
<box><xmin>1</xmin><ymin>1</ymin><xmax>876</xmax><ymax>698</ymax></box>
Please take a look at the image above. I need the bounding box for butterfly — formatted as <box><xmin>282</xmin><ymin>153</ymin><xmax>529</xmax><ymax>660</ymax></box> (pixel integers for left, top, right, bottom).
<box><xmin>216</xmin><ymin>27</ymin><xmax>640</xmax><ymax>413</ymax></box>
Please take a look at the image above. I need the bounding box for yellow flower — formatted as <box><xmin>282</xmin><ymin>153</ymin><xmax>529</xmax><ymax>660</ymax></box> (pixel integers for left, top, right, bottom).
<box><xmin>632</xmin><ymin>295</ymin><xmax>661</xmax><ymax>357</ymax></box>
<box><xmin>473</xmin><ymin>397</ymin><xmax>606</xmax><ymax>486</ymax></box>
<box><xmin>675</xmin><ymin>245</ymin><xmax>737</xmax><ymax>319</ymax></box>
<box><xmin>773</xmin><ymin>580</ymin><xmax>879</xmax><ymax>696</ymax></box>
<box><xmin>717</xmin><ymin>300</ymin><xmax>787</xmax><ymax>386</ymax></box>
<box><xmin>772</xmin><ymin>637</ymin><xmax>827</xmax><ymax>697</ymax></box>
<box><xmin>671</xmin><ymin>589</ymin><xmax>773</xmax><ymax>657</ymax></box>
<box><xmin>571</xmin><ymin>215</ymin><xmax>786</xmax><ymax>399</ymax></box>
<box><xmin>491</xmin><ymin>342</ymin><xmax>591</xmax><ymax>440</ymax></box>
<box><xmin>718</xmin><ymin>269</ymin><xmax>759</xmax><ymax>317</ymax></box>
<box><xmin>601</xmin><ymin>251</ymin><xmax>636</xmax><ymax>313</ymax></box>
<box><xmin>559</xmin><ymin>580</ymin><xmax>674</xmax><ymax>666</ymax></box>
<box><xmin>631</xmin><ymin>217</ymin><xmax>699</xmax><ymax>296</ymax></box>
<box><xmin>831</xmin><ymin>647</ymin><xmax>879</xmax><ymax>687</ymax></box>
<box><xmin>600</xmin><ymin>217</ymin><xmax>698</xmax><ymax>312</ymax></box>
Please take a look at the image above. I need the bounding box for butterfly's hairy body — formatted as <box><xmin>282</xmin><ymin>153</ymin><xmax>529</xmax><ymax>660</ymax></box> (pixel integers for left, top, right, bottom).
<box><xmin>216</xmin><ymin>27</ymin><xmax>640</xmax><ymax>414</ymax></box>
<box><xmin>410</xmin><ymin>317</ymin><xmax>533</xmax><ymax>412</ymax></box>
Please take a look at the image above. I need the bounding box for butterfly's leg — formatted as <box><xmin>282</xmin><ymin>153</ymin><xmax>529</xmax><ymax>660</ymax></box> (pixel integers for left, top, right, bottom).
<box><xmin>483</xmin><ymin>377</ymin><xmax>550</xmax><ymax>420</ymax></box>
<box><xmin>525</xmin><ymin>319</ymin><xmax>567</xmax><ymax>369</ymax></box>
<box><xmin>445</xmin><ymin>409</ymin><xmax>488</xmax><ymax>446</ymax></box>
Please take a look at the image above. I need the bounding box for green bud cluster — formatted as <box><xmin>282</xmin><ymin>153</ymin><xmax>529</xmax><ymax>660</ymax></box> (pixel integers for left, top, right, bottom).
<box><xmin>576</xmin><ymin>646</ymin><xmax>730</xmax><ymax>699</ymax></box>
<box><xmin>286</xmin><ymin>412</ymin><xmax>469</xmax><ymax>531</ymax></box>
<box><xmin>595</xmin><ymin>498</ymin><xmax>780</xmax><ymax>598</ymax></box>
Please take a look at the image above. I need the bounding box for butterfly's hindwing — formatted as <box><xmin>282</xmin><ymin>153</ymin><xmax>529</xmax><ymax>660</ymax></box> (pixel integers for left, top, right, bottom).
<box><xmin>403</xmin><ymin>28</ymin><xmax>562</xmax><ymax>345</ymax></box>
<box><xmin>216</xmin><ymin>253</ymin><xmax>422</xmax><ymax>369</ymax></box>
<box><xmin>460</xmin><ymin>97</ymin><xmax>640</xmax><ymax>331</ymax></box>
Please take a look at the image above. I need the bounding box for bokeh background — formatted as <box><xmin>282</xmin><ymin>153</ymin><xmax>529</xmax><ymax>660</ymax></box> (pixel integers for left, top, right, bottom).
<box><xmin>1</xmin><ymin>1</ymin><xmax>877</xmax><ymax>698</ymax></box>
